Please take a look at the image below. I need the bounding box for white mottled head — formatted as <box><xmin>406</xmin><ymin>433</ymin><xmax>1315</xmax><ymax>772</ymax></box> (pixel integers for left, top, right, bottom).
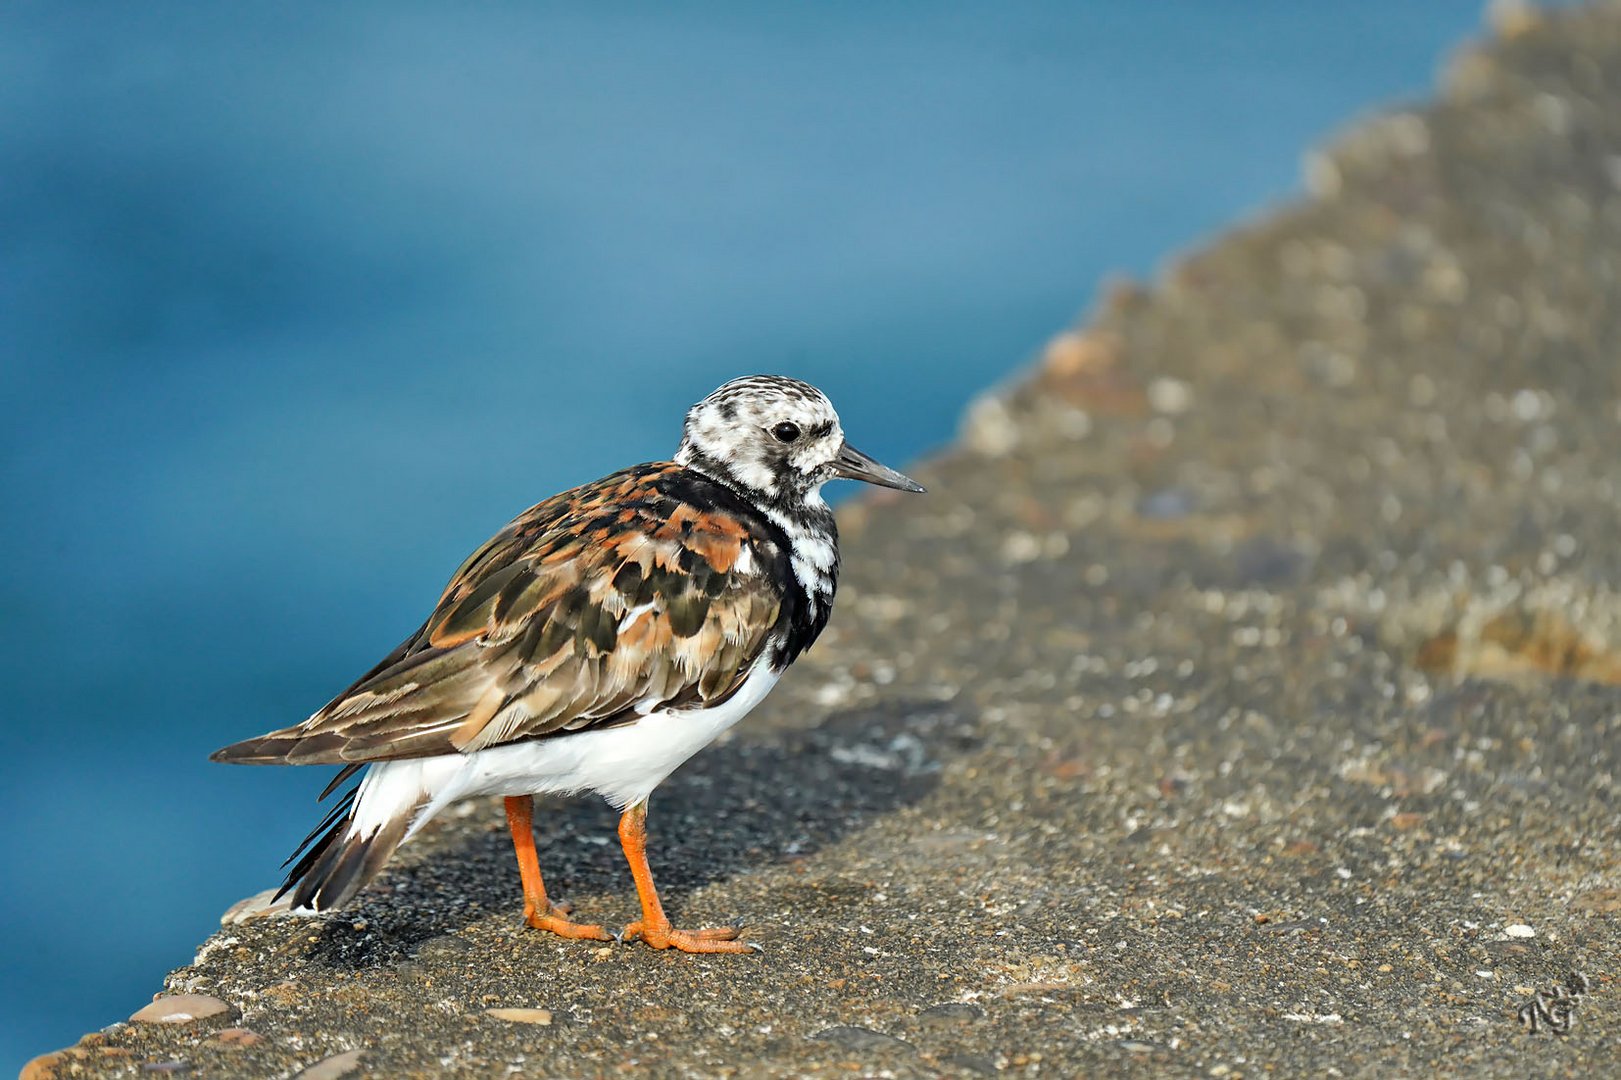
<box><xmin>675</xmin><ymin>375</ymin><xmax>924</xmax><ymax>505</ymax></box>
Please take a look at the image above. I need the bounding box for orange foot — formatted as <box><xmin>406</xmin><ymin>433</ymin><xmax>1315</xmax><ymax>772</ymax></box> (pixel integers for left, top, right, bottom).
<box><xmin>621</xmin><ymin>919</ymin><xmax>760</xmax><ymax>954</ymax></box>
<box><xmin>614</xmin><ymin>801</ymin><xmax>762</xmax><ymax>954</ymax></box>
<box><xmin>505</xmin><ymin>797</ymin><xmax>614</xmax><ymax>943</ymax></box>
<box><xmin>525</xmin><ymin>901</ymin><xmax>613</xmax><ymax>941</ymax></box>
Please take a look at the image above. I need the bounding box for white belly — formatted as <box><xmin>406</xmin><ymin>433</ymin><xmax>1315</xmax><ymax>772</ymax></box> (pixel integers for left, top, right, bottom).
<box><xmin>346</xmin><ymin>659</ymin><xmax>781</xmax><ymax>844</ymax></box>
<box><xmin>455</xmin><ymin>659</ymin><xmax>781</xmax><ymax>809</ymax></box>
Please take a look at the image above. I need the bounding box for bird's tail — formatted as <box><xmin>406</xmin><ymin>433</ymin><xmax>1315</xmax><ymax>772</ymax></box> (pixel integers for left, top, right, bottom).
<box><xmin>276</xmin><ymin>763</ymin><xmax>426</xmax><ymax>911</ymax></box>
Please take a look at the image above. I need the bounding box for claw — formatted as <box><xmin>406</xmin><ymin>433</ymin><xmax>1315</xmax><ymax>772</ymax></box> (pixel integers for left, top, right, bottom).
<box><xmin>614</xmin><ymin>802</ymin><xmax>760</xmax><ymax>955</ymax></box>
<box><xmin>524</xmin><ymin>905</ymin><xmax>614</xmax><ymax>942</ymax></box>
<box><xmin>505</xmin><ymin>797</ymin><xmax>611</xmax><ymax>943</ymax></box>
<box><xmin>619</xmin><ymin>919</ymin><xmax>759</xmax><ymax>953</ymax></box>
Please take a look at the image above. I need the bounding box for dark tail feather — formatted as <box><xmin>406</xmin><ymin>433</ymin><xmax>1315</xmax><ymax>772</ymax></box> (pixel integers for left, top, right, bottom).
<box><xmin>273</xmin><ymin>773</ymin><xmax>411</xmax><ymax>912</ymax></box>
<box><xmin>318</xmin><ymin>763</ymin><xmax>364</xmax><ymax>801</ymax></box>
<box><xmin>281</xmin><ymin>784</ymin><xmax>360</xmax><ymax>872</ymax></box>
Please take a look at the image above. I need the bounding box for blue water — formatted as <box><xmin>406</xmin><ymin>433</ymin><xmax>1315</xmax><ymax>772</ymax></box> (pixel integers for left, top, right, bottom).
<box><xmin>3</xmin><ymin>1</ymin><xmax>1494</xmax><ymax>1065</ymax></box>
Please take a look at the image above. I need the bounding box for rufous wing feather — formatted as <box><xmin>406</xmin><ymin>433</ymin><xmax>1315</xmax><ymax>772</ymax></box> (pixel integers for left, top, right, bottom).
<box><xmin>210</xmin><ymin>464</ymin><xmax>783</xmax><ymax>767</ymax></box>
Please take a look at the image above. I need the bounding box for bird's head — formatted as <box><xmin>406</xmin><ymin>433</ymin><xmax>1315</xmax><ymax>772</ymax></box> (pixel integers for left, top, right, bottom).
<box><xmin>675</xmin><ymin>375</ymin><xmax>924</xmax><ymax>504</ymax></box>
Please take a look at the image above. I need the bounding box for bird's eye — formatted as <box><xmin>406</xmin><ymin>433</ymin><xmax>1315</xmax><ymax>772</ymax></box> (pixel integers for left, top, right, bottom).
<box><xmin>772</xmin><ymin>421</ymin><xmax>801</xmax><ymax>443</ymax></box>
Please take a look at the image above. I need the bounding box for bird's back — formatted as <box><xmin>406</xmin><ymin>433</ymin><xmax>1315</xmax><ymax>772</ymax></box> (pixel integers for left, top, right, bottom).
<box><xmin>211</xmin><ymin>462</ymin><xmax>819</xmax><ymax>768</ymax></box>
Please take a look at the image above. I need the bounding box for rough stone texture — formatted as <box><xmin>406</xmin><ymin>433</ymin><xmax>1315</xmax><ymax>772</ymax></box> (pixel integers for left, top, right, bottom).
<box><xmin>42</xmin><ymin>3</ymin><xmax>1621</xmax><ymax>1076</ymax></box>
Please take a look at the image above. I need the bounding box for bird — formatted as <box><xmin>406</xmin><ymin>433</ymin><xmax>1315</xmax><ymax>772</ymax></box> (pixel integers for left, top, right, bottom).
<box><xmin>211</xmin><ymin>375</ymin><xmax>924</xmax><ymax>953</ymax></box>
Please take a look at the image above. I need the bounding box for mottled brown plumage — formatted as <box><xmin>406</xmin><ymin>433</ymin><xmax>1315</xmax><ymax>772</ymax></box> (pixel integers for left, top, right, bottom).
<box><xmin>214</xmin><ymin>463</ymin><xmax>784</xmax><ymax>767</ymax></box>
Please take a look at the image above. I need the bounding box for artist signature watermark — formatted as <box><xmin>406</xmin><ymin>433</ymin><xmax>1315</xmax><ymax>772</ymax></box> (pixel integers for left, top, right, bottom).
<box><xmin>1517</xmin><ymin>973</ymin><xmax>1591</xmax><ymax>1036</ymax></box>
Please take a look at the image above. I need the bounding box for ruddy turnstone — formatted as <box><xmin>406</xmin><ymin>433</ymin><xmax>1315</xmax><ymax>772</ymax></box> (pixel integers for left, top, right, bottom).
<box><xmin>212</xmin><ymin>375</ymin><xmax>923</xmax><ymax>953</ymax></box>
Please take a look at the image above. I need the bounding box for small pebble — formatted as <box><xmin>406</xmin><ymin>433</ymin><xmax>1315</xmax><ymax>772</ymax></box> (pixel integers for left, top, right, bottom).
<box><xmin>294</xmin><ymin>1050</ymin><xmax>365</xmax><ymax>1080</ymax></box>
<box><xmin>214</xmin><ymin>1028</ymin><xmax>262</xmax><ymax>1047</ymax></box>
<box><xmin>486</xmin><ymin>1007</ymin><xmax>554</xmax><ymax>1025</ymax></box>
<box><xmin>1137</xmin><ymin>488</ymin><xmax>1195</xmax><ymax>520</ymax></box>
<box><xmin>129</xmin><ymin>996</ymin><xmax>230</xmax><ymax>1024</ymax></box>
<box><xmin>916</xmin><ymin>1002</ymin><xmax>985</xmax><ymax>1027</ymax></box>
<box><xmin>810</xmin><ymin>1026</ymin><xmax>916</xmax><ymax>1053</ymax></box>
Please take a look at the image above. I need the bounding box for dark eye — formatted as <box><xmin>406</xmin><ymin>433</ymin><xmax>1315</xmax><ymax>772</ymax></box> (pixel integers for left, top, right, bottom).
<box><xmin>772</xmin><ymin>421</ymin><xmax>801</xmax><ymax>443</ymax></box>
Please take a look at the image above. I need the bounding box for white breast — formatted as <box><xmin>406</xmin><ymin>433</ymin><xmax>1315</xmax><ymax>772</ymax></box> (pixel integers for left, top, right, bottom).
<box><xmin>345</xmin><ymin>656</ymin><xmax>783</xmax><ymax>846</ymax></box>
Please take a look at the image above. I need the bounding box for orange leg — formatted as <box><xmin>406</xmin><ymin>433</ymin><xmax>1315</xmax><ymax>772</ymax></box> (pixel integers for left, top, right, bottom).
<box><xmin>505</xmin><ymin>796</ymin><xmax>612</xmax><ymax>941</ymax></box>
<box><xmin>617</xmin><ymin>800</ymin><xmax>758</xmax><ymax>953</ymax></box>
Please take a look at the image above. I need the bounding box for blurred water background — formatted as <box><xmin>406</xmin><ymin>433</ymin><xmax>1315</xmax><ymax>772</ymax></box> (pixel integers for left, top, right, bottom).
<box><xmin>2</xmin><ymin>1</ymin><xmax>1502</xmax><ymax>1064</ymax></box>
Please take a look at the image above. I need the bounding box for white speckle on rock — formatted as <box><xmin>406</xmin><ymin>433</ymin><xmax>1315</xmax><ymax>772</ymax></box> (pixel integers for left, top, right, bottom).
<box><xmin>813</xmin><ymin>680</ymin><xmax>851</xmax><ymax>707</ymax></box>
<box><xmin>962</xmin><ymin>394</ymin><xmax>1020</xmax><ymax>457</ymax></box>
<box><xmin>1510</xmin><ymin>388</ymin><xmax>1548</xmax><ymax>422</ymax></box>
<box><xmin>1503</xmin><ymin>923</ymin><xmax>1535</xmax><ymax>938</ymax></box>
<box><xmin>1056</xmin><ymin>406</ymin><xmax>1093</xmax><ymax>439</ymax></box>
<box><xmin>1148</xmin><ymin>377</ymin><xmax>1193</xmax><ymax>415</ymax></box>
<box><xmin>192</xmin><ymin>935</ymin><xmax>240</xmax><ymax>968</ymax></box>
<box><xmin>1001</xmin><ymin>530</ymin><xmax>1043</xmax><ymax>564</ymax></box>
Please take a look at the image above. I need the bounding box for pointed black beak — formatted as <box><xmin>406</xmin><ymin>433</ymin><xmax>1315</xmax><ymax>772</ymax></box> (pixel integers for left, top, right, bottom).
<box><xmin>831</xmin><ymin>442</ymin><xmax>926</xmax><ymax>493</ymax></box>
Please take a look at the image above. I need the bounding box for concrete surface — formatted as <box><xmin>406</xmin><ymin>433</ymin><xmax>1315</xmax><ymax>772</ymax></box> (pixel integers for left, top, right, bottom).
<box><xmin>25</xmin><ymin>2</ymin><xmax>1621</xmax><ymax>1076</ymax></box>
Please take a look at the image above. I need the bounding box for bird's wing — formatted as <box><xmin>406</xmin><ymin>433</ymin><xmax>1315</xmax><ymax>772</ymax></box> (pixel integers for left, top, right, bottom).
<box><xmin>211</xmin><ymin>463</ymin><xmax>783</xmax><ymax>765</ymax></box>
